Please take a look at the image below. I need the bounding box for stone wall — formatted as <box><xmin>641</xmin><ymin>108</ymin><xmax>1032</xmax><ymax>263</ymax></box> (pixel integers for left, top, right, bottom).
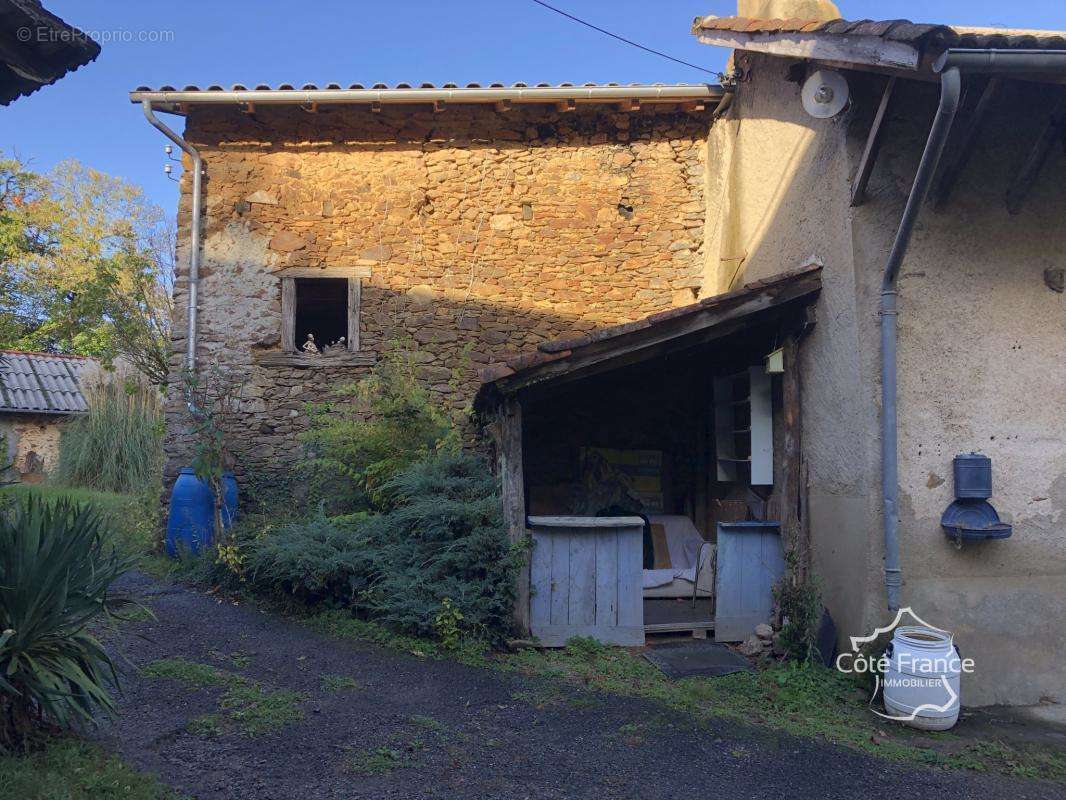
<box><xmin>164</xmin><ymin>104</ymin><xmax>713</xmax><ymax>488</ymax></box>
<box><xmin>0</xmin><ymin>414</ymin><xmax>63</xmax><ymax>483</ymax></box>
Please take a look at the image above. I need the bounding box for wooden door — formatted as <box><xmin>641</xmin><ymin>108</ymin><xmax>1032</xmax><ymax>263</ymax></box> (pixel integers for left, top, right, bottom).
<box><xmin>714</xmin><ymin>521</ymin><xmax>784</xmax><ymax>641</ymax></box>
<box><xmin>527</xmin><ymin>516</ymin><xmax>645</xmax><ymax>647</ymax></box>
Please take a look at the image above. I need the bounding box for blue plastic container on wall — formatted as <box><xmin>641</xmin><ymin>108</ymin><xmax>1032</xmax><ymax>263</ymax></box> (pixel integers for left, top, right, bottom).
<box><xmin>953</xmin><ymin>453</ymin><xmax>992</xmax><ymax>499</ymax></box>
<box><xmin>165</xmin><ymin>469</ymin><xmax>240</xmax><ymax>557</ymax></box>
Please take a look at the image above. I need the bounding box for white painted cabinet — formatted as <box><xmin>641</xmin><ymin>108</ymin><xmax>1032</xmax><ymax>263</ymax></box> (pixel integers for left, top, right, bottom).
<box><xmin>713</xmin><ymin>366</ymin><xmax>773</xmax><ymax>486</ymax></box>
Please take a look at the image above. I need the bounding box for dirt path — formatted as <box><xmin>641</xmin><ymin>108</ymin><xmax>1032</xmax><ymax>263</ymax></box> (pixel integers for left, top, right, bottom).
<box><xmin>97</xmin><ymin>572</ymin><xmax>1059</xmax><ymax>800</ymax></box>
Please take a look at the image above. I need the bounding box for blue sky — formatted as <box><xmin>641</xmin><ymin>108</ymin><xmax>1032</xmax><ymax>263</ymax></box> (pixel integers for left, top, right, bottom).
<box><xmin>2</xmin><ymin>1</ymin><xmax>1063</xmax><ymax>214</ymax></box>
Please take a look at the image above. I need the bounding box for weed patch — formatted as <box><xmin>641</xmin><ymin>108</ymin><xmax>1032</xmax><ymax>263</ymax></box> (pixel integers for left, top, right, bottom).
<box><xmin>141</xmin><ymin>658</ymin><xmax>230</xmax><ymax>688</ymax></box>
<box><xmin>219</xmin><ymin>682</ymin><xmax>303</xmax><ymax>736</ymax></box>
<box><xmin>320</xmin><ymin>674</ymin><xmax>360</xmax><ymax>693</ymax></box>
<box><xmin>346</xmin><ymin>746</ymin><xmax>412</xmax><ymax>776</ymax></box>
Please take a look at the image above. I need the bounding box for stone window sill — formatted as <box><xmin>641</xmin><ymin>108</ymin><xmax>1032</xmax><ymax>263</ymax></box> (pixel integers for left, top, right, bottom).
<box><xmin>253</xmin><ymin>351</ymin><xmax>377</xmax><ymax>368</ymax></box>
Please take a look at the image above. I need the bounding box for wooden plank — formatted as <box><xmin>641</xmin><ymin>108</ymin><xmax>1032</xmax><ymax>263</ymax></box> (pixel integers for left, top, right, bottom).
<box><xmin>694</xmin><ymin>31</ymin><xmax>921</xmax><ymax>70</ymax></box>
<box><xmin>749</xmin><ymin>366</ymin><xmax>773</xmax><ymax>486</ymax></box>
<box><xmin>494</xmin><ymin>269</ymin><xmax>822</xmax><ymax>396</ymax></box>
<box><xmin>528</xmin><ymin>515</ymin><xmax>644</xmax><ymax>528</ymax></box>
<box><xmin>275</xmin><ymin>265</ymin><xmax>372</xmax><ymax>278</ymax></box>
<box><xmin>594</xmin><ymin>530</ymin><xmax>619</xmax><ymax>629</ymax></box>
<box><xmin>528</xmin><ymin>529</ymin><xmax>553</xmax><ymax>630</ymax></box>
<box><xmin>850</xmin><ymin>77</ymin><xmax>896</xmax><ymax>207</ymax></box>
<box><xmin>1005</xmin><ymin>92</ymin><xmax>1066</xmax><ymax>215</ymax></box>
<box><xmin>549</xmin><ymin>530</ymin><xmax>570</xmax><ymax>627</ymax></box>
<box><xmin>931</xmin><ymin>78</ymin><xmax>1001</xmax><ymax>211</ymax></box>
<box><xmin>715</xmin><ymin>523</ymin><xmax>784</xmax><ymax>641</ymax></box>
<box><xmin>280</xmin><ymin>277</ymin><xmax>296</xmax><ymax>352</ymax></box>
<box><xmin>254</xmin><ymin>351</ymin><xmax>375</xmax><ymax>368</ymax></box>
<box><xmin>498</xmin><ymin>396</ymin><xmax>530</xmax><ymax>635</ymax></box>
<box><xmin>779</xmin><ymin>334</ymin><xmax>805</xmax><ymax>582</ymax></box>
<box><xmin>616</xmin><ymin>525</ymin><xmax>644</xmax><ymax>635</ymax></box>
<box><xmin>347</xmin><ymin>278</ymin><xmax>361</xmax><ymax>352</ymax></box>
<box><xmin>567</xmin><ymin>534</ymin><xmax>596</xmax><ymax>626</ymax></box>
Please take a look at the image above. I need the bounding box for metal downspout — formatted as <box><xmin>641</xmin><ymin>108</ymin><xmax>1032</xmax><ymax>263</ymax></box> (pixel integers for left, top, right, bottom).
<box><xmin>879</xmin><ymin>67</ymin><xmax>961</xmax><ymax>613</ymax></box>
<box><xmin>141</xmin><ymin>100</ymin><xmax>203</xmax><ymax>372</ymax></box>
<box><xmin>879</xmin><ymin>46</ymin><xmax>1066</xmax><ymax>612</ymax></box>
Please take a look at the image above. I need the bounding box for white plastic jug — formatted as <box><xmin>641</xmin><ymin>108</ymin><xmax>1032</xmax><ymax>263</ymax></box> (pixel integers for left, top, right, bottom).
<box><xmin>883</xmin><ymin>626</ymin><xmax>961</xmax><ymax>731</ymax></box>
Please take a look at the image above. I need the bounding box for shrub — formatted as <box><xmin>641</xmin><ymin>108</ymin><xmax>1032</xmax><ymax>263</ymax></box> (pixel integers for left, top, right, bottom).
<box><xmin>242</xmin><ymin>510</ymin><xmax>373</xmax><ymax>606</ymax></box>
<box><xmin>0</xmin><ymin>496</ymin><xmax>137</xmax><ymax>750</ymax></box>
<box><xmin>774</xmin><ymin>570</ymin><xmax>823</xmax><ymax>663</ymax></box>
<box><xmin>353</xmin><ymin>450</ymin><xmax>519</xmax><ymax>644</ymax></box>
<box><xmin>55</xmin><ymin>378</ymin><xmax>162</xmax><ymax>495</ymax></box>
<box><xmin>299</xmin><ymin>347</ymin><xmax>451</xmax><ymax>515</ymax></box>
<box><xmin>234</xmin><ymin>451</ymin><xmax>519</xmax><ymax>646</ymax></box>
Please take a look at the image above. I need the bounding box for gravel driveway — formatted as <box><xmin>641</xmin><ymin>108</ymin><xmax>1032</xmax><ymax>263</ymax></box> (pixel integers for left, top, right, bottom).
<box><xmin>96</xmin><ymin>572</ymin><xmax>1059</xmax><ymax>800</ymax></box>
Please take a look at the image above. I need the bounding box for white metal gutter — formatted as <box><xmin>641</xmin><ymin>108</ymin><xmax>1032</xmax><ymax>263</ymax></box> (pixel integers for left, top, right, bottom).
<box><xmin>129</xmin><ymin>84</ymin><xmax>726</xmax><ymax>111</ymax></box>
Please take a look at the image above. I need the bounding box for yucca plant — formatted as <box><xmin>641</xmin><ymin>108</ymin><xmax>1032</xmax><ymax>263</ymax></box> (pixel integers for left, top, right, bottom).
<box><xmin>0</xmin><ymin>496</ymin><xmax>137</xmax><ymax>751</ymax></box>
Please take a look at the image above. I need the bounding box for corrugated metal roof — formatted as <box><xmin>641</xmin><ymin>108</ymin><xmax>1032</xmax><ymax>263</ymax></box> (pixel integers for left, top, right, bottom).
<box><xmin>0</xmin><ymin>0</ymin><xmax>101</xmax><ymax>106</ymax></box>
<box><xmin>0</xmin><ymin>351</ymin><xmax>93</xmax><ymax>415</ymax></box>
<box><xmin>692</xmin><ymin>15</ymin><xmax>1066</xmax><ymax>52</ymax></box>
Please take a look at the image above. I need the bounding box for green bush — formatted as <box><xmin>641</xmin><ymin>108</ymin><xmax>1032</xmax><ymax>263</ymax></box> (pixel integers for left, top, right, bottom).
<box><xmin>0</xmin><ymin>496</ymin><xmax>137</xmax><ymax>750</ymax></box>
<box><xmin>354</xmin><ymin>450</ymin><xmax>519</xmax><ymax>644</ymax></box>
<box><xmin>55</xmin><ymin>378</ymin><xmax>163</xmax><ymax>495</ymax></box>
<box><xmin>242</xmin><ymin>511</ymin><xmax>373</xmax><ymax>607</ymax></box>
<box><xmin>299</xmin><ymin>348</ymin><xmax>451</xmax><ymax>515</ymax></box>
<box><xmin>237</xmin><ymin>451</ymin><xmax>519</xmax><ymax>646</ymax></box>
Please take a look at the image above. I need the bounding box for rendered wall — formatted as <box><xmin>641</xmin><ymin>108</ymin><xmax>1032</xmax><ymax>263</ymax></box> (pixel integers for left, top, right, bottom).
<box><xmin>704</xmin><ymin>53</ymin><xmax>1066</xmax><ymax>706</ymax></box>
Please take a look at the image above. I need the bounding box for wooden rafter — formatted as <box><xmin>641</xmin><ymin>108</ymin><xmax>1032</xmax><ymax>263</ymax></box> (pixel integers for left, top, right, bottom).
<box><xmin>850</xmin><ymin>77</ymin><xmax>896</xmax><ymax>207</ymax></box>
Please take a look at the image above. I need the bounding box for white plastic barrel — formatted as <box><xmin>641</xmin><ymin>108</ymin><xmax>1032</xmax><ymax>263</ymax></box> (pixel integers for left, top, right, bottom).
<box><xmin>883</xmin><ymin>626</ymin><xmax>961</xmax><ymax>731</ymax></box>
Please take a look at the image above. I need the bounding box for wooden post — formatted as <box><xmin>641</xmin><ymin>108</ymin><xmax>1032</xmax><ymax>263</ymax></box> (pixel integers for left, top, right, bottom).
<box><xmin>780</xmin><ymin>333</ymin><xmax>806</xmax><ymax>583</ymax></box>
<box><xmin>347</xmin><ymin>278</ymin><xmax>361</xmax><ymax>352</ymax></box>
<box><xmin>280</xmin><ymin>277</ymin><xmax>296</xmax><ymax>352</ymax></box>
<box><xmin>498</xmin><ymin>395</ymin><xmax>530</xmax><ymax>635</ymax></box>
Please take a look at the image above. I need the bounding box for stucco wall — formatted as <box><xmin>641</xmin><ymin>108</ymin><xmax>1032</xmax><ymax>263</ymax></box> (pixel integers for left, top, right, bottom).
<box><xmin>705</xmin><ymin>53</ymin><xmax>1066</xmax><ymax>706</ymax></box>
<box><xmin>166</xmin><ymin>104</ymin><xmax>714</xmax><ymax>487</ymax></box>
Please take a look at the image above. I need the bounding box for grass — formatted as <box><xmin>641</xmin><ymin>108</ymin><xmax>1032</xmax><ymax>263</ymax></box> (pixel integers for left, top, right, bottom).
<box><xmin>346</xmin><ymin>746</ymin><xmax>411</xmax><ymax>776</ymax></box>
<box><xmin>314</xmin><ymin>615</ymin><xmax>1066</xmax><ymax>783</ymax></box>
<box><xmin>142</xmin><ymin>657</ymin><xmax>304</xmax><ymax>737</ymax></box>
<box><xmin>0</xmin><ymin>738</ymin><xmax>183</xmax><ymax>800</ymax></box>
<box><xmin>320</xmin><ymin>674</ymin><xmax>360</xmax><ymax>693</ymax></box>
<box><xmin>141</xmin><ymin>657</ymin><xmax>231</xmax><ymax>688</ymax></box>
<box><xmin>0</xmin><ymin>483</ymin><xmax>159</xmax><ymax>563</ymax></box>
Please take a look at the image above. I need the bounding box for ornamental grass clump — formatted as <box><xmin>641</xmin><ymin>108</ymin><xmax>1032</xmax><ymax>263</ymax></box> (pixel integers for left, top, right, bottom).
<box><xmin>54</xmin><ymin>378</ymin><xmax>163</xmax><ymax>495</ymax></box>
<box><xmin>0</xmin><ymin>496</ymin><xmax>137</xmax><ymax>750</ymax></box>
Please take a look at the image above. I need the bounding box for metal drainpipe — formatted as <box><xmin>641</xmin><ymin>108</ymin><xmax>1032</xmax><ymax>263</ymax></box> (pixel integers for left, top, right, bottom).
<box><xmin>880</xmin><ymin>47</ymin><xmax>1066</xmax><ymax>612</ymax></box>
<box><xmin>141</xmin><ymin>100</ymin><xmax>203</xmax><ymax>372</ymax></box>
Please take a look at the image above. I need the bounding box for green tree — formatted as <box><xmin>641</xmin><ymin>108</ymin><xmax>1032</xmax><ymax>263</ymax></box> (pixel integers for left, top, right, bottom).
<box><xmin>0</xmin><ymin>156</ymin><xmax>173</xmax><ymax>385</ymax></box>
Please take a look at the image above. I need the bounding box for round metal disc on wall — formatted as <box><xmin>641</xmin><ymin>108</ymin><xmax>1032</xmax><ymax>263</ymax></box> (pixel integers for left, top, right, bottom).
<box><xmin>801</xmin><ymin>69</ymin><xmax>850</xmax><ymax>118</ymax></box>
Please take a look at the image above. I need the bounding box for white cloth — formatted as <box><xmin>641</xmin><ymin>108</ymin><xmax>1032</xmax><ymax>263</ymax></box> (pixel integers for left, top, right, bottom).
<box><xmin>641</xmin><ymin>514</ymin><xmax>708</xmax><ymax>588</ymax></box>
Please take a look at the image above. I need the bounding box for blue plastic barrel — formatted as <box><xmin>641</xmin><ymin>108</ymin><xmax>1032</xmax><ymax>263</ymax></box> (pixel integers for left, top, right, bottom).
<box><xmin>953</xmin><ymin>453</ymin><xmax>992</xmax><ymax>499</ymax></box>
<box><xmin>165</xmin><ymin>468</ymin><xmax>215</xmax><ymax>557</ymax></box>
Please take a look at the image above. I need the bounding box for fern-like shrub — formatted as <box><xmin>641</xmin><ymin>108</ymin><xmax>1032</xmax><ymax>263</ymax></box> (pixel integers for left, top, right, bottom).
<box><xmin>299</xmin><ymin>348</ymin><xmax>451</xmax><ymax>515</ymax></box>
<box><xmin>354</xmin><ymin>450</ymin><xmax>520</xmax><ymax>644</ymax></box>
<box><xmin>238</xmin><ymin>451</ymin><xmax>519</xmax><ymax>645</ymax></box>
<box><xmin>242</xmin><ymin>511</ymin><xmax>372</xmax><ymax>607</ymax></box>
<box><xmin>0</xmin><ymin>496</ymin><xmax>136</xmax><ymax>750</ymax></box>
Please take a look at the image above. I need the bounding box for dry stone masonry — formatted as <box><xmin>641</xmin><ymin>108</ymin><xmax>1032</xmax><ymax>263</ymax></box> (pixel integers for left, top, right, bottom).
<box><xmin>165</xmin><ymin>104</ymin><xmax>712</xmax><ymax>486</ymax></box>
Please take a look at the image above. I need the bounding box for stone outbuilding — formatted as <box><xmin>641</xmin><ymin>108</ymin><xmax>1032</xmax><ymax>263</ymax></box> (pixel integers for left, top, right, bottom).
<box><xmin>0</xmin><ymin>351</ymin><xmax>94</xmax><ymax>482</ymax></box>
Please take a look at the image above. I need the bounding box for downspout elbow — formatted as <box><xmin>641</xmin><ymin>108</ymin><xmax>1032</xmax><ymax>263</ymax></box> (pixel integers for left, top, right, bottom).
<box><xmin>141</xmin><ymin>100</ymin><xmax>203</xmax><ymax>374</ymax></box>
